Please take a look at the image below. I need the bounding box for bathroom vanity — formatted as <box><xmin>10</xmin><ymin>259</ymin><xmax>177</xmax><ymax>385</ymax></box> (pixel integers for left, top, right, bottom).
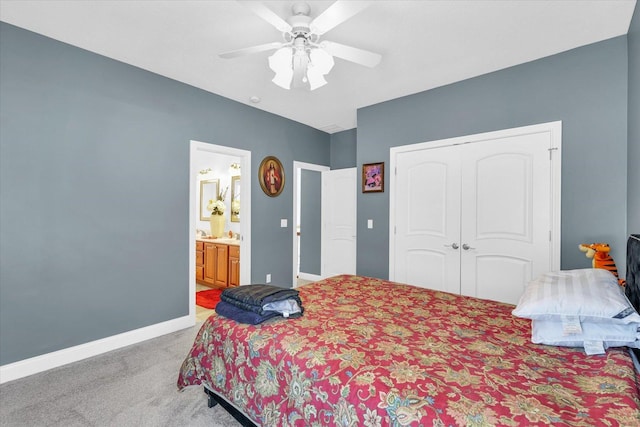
<box><xmin>196</xmin><ymin>238</ymin><xmax>240</xmax><ymax>288</ymax></box>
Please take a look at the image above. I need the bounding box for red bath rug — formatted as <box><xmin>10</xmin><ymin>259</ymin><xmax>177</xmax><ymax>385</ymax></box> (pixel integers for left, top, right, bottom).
<box><xmin>196</xmin><ymin>288</ymin><xmax>223</xmax><ymax>309</ymax></box>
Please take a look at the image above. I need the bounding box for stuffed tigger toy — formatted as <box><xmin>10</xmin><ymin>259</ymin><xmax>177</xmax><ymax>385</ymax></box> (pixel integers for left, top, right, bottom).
<box><xmin>578</xmin><ymin>243</ymin><xmax>626</xmax><ymax>287</ymax></box>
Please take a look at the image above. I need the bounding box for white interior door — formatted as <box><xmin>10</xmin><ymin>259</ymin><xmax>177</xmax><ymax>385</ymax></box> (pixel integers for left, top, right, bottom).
<box><xmin>460</xmin><ymin>133</ymin><xmax>552</xmax><ymax>304</ymax></box>
<box><xmin>322</xmin><ymin>168</ymin><xmax>357</xmax><ymax>277</ymax></box>
<box><xmin>393</xmin><ymin>146</ymin><xmax>461</xmax><ymax>294</ymax></box>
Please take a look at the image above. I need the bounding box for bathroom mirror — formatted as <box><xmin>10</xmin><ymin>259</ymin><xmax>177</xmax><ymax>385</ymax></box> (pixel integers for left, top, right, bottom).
<box><xmin>231</xmin><ymin>175</ymin><xmax>240</xmax><ymax>223</ymax></box>
<box><xmin>199</xmin><ymin>179</ymin><xmax>219</xmax><ymax>221</ymax></box>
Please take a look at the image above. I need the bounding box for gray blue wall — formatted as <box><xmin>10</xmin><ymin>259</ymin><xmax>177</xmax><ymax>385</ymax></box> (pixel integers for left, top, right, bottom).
<box><xmin>330</xmin><ymin>128</ymin><xmax>357</xmax><ymax>169</ymax></box>
<box><xmin>0</xmin><ymin>23</ymin><xmax>329</xmax><ymax>365</ymax></box>
<box><xmin>356</xmin><ymin>36</ymin><xmax>630</xmax><ymax>279</ymax></box>
<box><xmin>629</xmin><ymin>5</ymin><xmax>640</xmax><ymax>234</ymax></box>
<box><xmin>2</xmin><ymin>10</ymin><xmax>638</xmax><ymax>367</ymax></box>
<box><xmin>299</xmin><ymin>170</ymin><xmax>322</xmax><ymax>275</ymax></box>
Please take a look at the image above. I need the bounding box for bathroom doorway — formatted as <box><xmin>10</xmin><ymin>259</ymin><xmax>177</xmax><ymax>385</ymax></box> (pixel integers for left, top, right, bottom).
<box><xmin>189</xmin><ymin>140</ymin><xmax>251</xmax><ymax>322</ymax></box>
<box><xmin>292</xmin><ymin>161</ymin><xmax>329</xmax><ymax>287</ymax></box>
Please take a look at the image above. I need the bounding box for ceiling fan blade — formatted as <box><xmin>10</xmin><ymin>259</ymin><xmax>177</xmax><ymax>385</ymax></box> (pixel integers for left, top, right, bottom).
<box><xmin>310</xmin><ymin>1</ymin><xmax>371</xmax><ymax>35</ymax></box>
<box><xmin>219</xmin><ymin>42</ymin><xmax>286</xmax><ymax>59</ymax></box>
<box><xmin>319</xmin><ymin>41</ymin><xmax>381</xmax><ymax>68</ymax></box>
<box><xmin>238</xmin><ymin>0</ymin><xmax>292</xmax><ymax>33</ymax></box>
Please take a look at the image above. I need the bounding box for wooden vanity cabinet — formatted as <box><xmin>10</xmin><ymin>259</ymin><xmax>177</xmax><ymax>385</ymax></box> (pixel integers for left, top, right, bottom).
<box><xmin>228</xmin><ymin>245</ymin><xmax>240</xmax><ymax>287</ymax></box>
<box><xmin>196</xmin><ymin>241</ymin><xmax>205</xmax><ymax>282</ymax></box>
<box><xmin>196</xmin><ymin>240</ymin><xmax>239</xmax><ymax>288</ymax></box>
<box><xmin>212</xmin><ymin>243</ymin><xmax>228</xmax><ymax>287</ymax></box>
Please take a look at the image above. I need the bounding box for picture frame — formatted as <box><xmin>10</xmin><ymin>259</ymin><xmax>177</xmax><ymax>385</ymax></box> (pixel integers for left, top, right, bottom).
<box><xmin>199</xmin><ymin>179</ymin><xmax>220</xmax><ymax>220</ymax></box>
<box><xmin>362</xmin><ymin>162</ymin><xmax>384</xmax><ymax>193</ymax></box>
<box><xmin>258</xmin><ymin>156</ymin><xmax>285</xmax><ymax>197</ymax></box>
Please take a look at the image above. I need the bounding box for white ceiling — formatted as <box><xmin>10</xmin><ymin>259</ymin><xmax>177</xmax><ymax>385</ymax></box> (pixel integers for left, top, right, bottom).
<box><xmin>0</xmin><ymin>0</ymin><xmax>636</xmax><ymax>133</ymax></box>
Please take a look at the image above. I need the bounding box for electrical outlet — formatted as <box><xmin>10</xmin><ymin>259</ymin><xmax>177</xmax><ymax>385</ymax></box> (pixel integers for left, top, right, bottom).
<box><xmin>266</xmin><ymin>274</ymin><xmax>271</xmax><ymax>283</ymax></box>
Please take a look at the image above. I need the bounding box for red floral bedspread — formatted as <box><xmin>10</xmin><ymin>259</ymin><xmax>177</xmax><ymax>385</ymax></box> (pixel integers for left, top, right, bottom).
<box><xmin>177</xmin><ymin>275</ymin><xmax>640</xmax><ymax>426</ymax></box>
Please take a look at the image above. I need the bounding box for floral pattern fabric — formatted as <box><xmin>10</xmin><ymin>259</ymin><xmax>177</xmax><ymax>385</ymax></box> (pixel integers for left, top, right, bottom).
<box><xmin>177</xmin><ymin>275</ymin><xmax>640</xmax><ymax>426</ymax></box>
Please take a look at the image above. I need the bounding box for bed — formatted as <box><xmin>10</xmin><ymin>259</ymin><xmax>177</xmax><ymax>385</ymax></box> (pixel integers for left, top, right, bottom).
<box><xmin>177</xmin><ymin>240</ymin><xmax>640</xmax><ymax>426</ymax></box>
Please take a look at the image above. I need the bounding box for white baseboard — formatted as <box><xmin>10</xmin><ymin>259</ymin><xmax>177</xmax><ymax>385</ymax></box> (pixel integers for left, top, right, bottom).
<box><xmin>298</xmin><ymin>272</ymin><xmax>322</xmax><ymax>282</ymax></box>
<box><xmin>0</xmin><ymin>315</ymin><xmax>195</xmax><ymax>384</ymax></box>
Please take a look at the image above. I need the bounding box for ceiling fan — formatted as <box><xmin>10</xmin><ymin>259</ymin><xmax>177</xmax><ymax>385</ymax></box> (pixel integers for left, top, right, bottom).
<box><xmin>219</xmin><ymin>1</ymin><xmax>382</xmax><ymax>90</ymax></box>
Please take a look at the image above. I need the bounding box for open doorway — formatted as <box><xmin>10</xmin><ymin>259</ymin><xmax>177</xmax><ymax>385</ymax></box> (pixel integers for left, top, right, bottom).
<box><xmin>189</xmin><ymin>141</ymin><xmax>251</xmax><ymax>322</ymax></box>
<box><xmin>292</xmin><ymin>162</ymin><xmax>329</xmax><ymax>287</ymax></box>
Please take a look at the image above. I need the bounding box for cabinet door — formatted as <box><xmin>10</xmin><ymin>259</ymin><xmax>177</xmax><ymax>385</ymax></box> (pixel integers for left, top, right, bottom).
<box><xmin>228</xmin><ymin>245</ymin><xmax>240</xmax><ymax>287</ymax></box>
<box><xmin>203</xmin><ymin>243</ymin><xmax>216</xmax><ymax>285</ymax></box>
<box><xmin>196</xmin><ymin>242</ymin><xmax>205</xmax><ymax>282</ymax></box>
<box><xmin>214</xmin><ymin>244</ymin><xmax>229</xmax><ymax>287</ymax></box>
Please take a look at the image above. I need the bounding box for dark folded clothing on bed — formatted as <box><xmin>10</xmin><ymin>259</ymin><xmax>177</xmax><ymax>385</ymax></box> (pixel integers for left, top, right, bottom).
<box><xmin>215</xmin><ymin>300</ymin><xmax>281</xmax><ymax>325</ymax></box>
<box><xmin>220</xmin><ymin>284</ymin><xmax>304</xmax><ymax>317</ymax></box>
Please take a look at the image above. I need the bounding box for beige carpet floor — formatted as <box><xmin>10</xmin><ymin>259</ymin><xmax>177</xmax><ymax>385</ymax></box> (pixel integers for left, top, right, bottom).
<box><xmin>0</xmin><ymin>325</ymin><xmax>242</xmax><ymax>426</ymax></box>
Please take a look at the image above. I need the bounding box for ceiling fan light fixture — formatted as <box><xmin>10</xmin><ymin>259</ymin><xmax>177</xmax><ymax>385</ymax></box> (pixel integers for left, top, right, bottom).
<box><xmin>269</xmin><ymin>47</ymin><xmax>294</xmax><ymax>89</ymax></box>
<box><xmin>310</xmin><ymin>47</ymin><xmax>334</xmax><ymax>74</ymax></box>
<box><xmin>305</xmin><ymin>47</ymin><xmax>334</xmax><ymax>90</ymax></box>
<box><xmin>272</xmin><ymin>68</ymin><xmax>294</xmax><ymax>90</ymax></box>
<box><xmin>222</xmin><ymin>1</ymin><xmax>380</xmax><ymax>92</ymax></box>
<box><xmin>306</xmin><ymin>66</ymin><xmax>327</xmax><ymax>90</ymax></box>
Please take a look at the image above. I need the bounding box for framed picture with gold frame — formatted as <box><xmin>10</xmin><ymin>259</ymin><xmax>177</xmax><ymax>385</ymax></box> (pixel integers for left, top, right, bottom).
<box><xmin>362</xmin><ymin>162</ymin><xmax>384</xmax><ymax>193</ymax></box>
<box><xmin>258</xmin><ymin>156</ymin><xmax>285</xmax><ymax>197</ymax></box>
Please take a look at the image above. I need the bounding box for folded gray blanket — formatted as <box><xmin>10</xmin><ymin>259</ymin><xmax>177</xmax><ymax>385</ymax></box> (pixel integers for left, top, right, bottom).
<box><xmin>220</xmin><ymin>284</ymin><xmax>304</xmax><ymax>317</ymax></box>
<box><xmin>215</xmin><ymin>300</ymin><xmax>280</xmax><ymax>325</ymax></box>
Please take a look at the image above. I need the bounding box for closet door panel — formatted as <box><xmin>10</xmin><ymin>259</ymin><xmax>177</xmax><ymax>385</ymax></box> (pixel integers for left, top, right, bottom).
<box><xmin>404</xmin><ymin>249</ymin><xmax>447</xmax><ymax>290</ymax></box>
<box><xmin>394</xmin><ymin>146</ymin><xmax>461</xmax><ymax>293</ymax></box>
<box><xmin>475</xmin><ymin>153</ymin><xmax>531</xmax><ymax>240</ymax></box>
<box><xmin>467</xmin><ymin>255</ymin><xmax>532</xmax><ymax>305</ymax></box>
<box><xmin>460</xmin><ymin>132</ymin><xmax>551</xmax><ymax>304</ymax></box>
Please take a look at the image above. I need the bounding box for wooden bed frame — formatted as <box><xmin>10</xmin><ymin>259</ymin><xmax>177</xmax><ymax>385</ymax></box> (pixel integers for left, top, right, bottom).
<box><xmin>204</xmin><ymin>384</ymin><xmax>257</xmax><ymax>427</ymax></box>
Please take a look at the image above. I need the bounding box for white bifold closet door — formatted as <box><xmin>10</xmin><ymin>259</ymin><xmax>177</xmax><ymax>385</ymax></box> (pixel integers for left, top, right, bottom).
<box><xmin>392</xmin><ymin>124</ymin><xmax>558</xmax><ymax>305</ymax></box>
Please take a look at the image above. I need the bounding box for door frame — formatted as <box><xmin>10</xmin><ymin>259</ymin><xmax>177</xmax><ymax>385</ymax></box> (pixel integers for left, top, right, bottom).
<box><xmin>292</xmin><ymin>161</ymin><xmax>330</xmax><ymax>287</ymax></box>
<box><xmin>388</xmin><ymin>121</ymin><xmax>562</xmax><ymax>280</ymax></box>
<box><xmin>189</xmin><ymin>140</ymin><xmax>251</xmax><ymax>321</ymax></box>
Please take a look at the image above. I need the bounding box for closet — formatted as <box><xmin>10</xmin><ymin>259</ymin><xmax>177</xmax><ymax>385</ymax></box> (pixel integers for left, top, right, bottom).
<box><xmin>389</xmin><ymin>122</ymin><xmax>561</xmax><ymax>305</ymax></box>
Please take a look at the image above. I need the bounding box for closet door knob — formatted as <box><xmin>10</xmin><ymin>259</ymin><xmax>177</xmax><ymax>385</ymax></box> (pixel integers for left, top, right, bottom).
<box><xmin>462</xmin><ymin>244</ymin><xmax>475</xmax><ymax>250</ymax></box>
<box><xmin>444</xmin><ymin>243</ymin><xmax>459</xmax><ymax>249</ymax></box>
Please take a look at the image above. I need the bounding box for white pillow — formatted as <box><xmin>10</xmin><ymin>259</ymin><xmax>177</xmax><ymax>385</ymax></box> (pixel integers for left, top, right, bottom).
<box><xmin>512</xmin><ymin>269</ymin><xmax>640</xmax><ymax>324</ymax></box>
<box><xmin>532</xmin><ymin>319</ymin><xmax>640</xmax><ymax>354</ymax></box>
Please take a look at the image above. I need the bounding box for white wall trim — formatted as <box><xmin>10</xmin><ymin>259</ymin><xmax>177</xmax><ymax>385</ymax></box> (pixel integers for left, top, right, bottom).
<box><xmin>0</xmin><ymin>316</ymin><xmax>193</xmax><ymax>384</ymax></box>
<box><xmin>389</xmin><ymin>121</ymin><xmax>562</xmax><ymax>279</ymax></box>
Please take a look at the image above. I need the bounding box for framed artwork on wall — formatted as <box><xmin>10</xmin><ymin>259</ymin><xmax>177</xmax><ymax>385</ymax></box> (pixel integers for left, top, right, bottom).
<box><xmin>258</xmin><ymin>156</ymin><xmax>285</xmax><ymax>197</ymax></box>
<box><xmin>362</xmin><ymin>162</ymin><xmax>384</xmax><ymax>193</ymax></box>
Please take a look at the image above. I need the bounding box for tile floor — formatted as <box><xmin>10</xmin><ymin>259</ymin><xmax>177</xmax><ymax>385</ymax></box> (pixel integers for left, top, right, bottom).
<box><xmin>195</xmin><ymin>283</ymin><xmax>217</xmax><ymax>323</ymax></box>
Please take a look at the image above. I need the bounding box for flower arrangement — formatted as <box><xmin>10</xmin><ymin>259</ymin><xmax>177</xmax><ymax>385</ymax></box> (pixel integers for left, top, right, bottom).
<box><xmin>207</xmin><ymin>186</ymin><xmax>228</xmax><ymax>216</ymax></box>
<box><xmin>231</xmin><ymin>200</ymin><xmax>240</xmax><ymax>215</ymax></box>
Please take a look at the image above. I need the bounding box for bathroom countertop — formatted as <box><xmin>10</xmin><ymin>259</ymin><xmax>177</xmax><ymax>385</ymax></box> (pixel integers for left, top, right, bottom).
<box><xmin>196</xmin><ymin>237</ymin><xmax>240</xmax><ymax>246</ymax></box>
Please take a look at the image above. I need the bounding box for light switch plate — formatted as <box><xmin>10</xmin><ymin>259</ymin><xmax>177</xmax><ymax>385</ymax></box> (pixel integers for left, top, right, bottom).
<box><xmin>281</xmin><ymin>219</ymin><xmax>288</xmax><ymax>227</ymax></box>
<box><xmin>367</xmin><ymin>219</ymin><xmax>373</xmax><ymax>229</ymax></box>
